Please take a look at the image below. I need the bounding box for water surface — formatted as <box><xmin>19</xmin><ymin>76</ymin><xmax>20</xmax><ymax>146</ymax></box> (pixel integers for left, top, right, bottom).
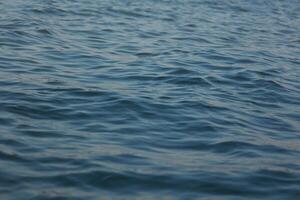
<box><xmin>0</xmin><ymin>0</ymin><xmax>300</xmax><ymax>199</ymax></box>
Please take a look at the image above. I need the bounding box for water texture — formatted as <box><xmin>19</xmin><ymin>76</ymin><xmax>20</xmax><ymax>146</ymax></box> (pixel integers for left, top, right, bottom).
<box><xmin>1</xmin><ymin>0</ymin><xmax>300</xmax><ymax>199</ymax></box>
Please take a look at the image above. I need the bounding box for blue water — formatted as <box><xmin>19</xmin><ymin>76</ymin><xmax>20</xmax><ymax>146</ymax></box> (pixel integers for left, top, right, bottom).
<box><xmin>1</xmin><ymin>0</ymin><xmax>300</xmax><ymax>199</ymax></box>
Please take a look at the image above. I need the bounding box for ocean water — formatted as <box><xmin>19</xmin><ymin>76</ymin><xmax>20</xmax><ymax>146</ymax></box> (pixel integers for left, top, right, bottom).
<box><xmin>0</xmin><ymin>0</ymin><xmax>300</xmax><ymax>199</ymax></box>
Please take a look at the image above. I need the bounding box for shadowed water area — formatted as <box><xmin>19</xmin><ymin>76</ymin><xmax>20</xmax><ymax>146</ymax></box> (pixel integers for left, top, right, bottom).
<box><xmin>1</xmin><ymin>0</ymin><xmax>300</xmax><ymax>199</ymax></box>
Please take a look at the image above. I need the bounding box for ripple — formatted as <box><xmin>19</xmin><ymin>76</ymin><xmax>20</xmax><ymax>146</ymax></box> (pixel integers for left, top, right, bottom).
<box><xmin>1</xmin><ymin>0</ymin><xmax>300</xmax><ymax>199</ymax></box>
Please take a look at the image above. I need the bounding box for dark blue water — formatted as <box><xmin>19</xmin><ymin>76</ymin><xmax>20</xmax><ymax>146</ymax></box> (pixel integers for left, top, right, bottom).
<box><xmin>1</xmin><ymin>0</ymin><xmax>300</xmax><ymax>199</ymax></box>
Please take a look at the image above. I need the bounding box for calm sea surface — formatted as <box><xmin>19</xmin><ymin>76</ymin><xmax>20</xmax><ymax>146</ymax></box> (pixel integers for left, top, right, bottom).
<box><xmin>1</xmin><ymin>0</ymin><xmax>300</xmax><ymax>199</ymax></box>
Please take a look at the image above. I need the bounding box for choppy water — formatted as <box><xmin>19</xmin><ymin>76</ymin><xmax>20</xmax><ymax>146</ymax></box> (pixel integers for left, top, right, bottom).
<box><xmin>1</xmin><ymin>0</ymin><xmax>300</xmax><ymax>199</ymax></box>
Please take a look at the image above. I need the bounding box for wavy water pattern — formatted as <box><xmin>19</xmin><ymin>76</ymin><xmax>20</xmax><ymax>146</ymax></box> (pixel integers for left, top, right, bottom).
<box><xmin>0</xmin><ymin>0</ymin><xmax>300</xmax><ymax>199</ymax></box>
